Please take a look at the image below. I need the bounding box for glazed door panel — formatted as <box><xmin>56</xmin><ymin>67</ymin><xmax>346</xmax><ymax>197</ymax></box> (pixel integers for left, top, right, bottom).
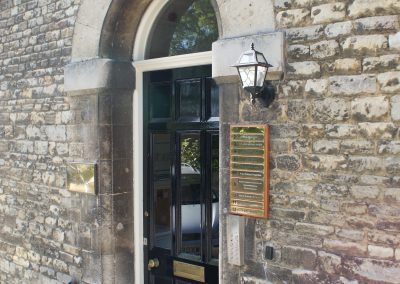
<box><xmin>144</xmin><ymin>66</ymin><xmax>219</xmax><ymax>284</ymax></box>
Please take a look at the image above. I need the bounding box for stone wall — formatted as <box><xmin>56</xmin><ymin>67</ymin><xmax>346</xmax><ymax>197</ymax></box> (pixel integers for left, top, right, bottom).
<box><xmin>225</xmin><ymin>0</ymin><xmax>400</xmax><ymax>283</ymax></box>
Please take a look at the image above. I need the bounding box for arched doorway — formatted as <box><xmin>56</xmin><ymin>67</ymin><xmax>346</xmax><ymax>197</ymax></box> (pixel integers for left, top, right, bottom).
<box><xmin>133</xmin><ymin>1</ymin><xmax>220</xmax><ymax>283</ymax></box>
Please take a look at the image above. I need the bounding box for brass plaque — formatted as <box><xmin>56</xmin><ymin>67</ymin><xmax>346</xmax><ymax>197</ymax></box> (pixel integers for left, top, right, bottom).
<box><xmin>230</xmin><ymin>125</ymin><xmax>270</xmax><ymax>218</ymax></box>
<box><xmin>67</xmin><ymin>162</ymin><xmax>97</xmax><ymax>195</ymax></box>
<box><xmin>173</xmin><ymin>261</ymin><xmax>205</xmax><ymax>283</ymax></box>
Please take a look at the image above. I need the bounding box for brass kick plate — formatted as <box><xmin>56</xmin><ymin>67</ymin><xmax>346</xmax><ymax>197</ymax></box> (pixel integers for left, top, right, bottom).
<box><xmin>173</xmin><ymin>261</ymin><xmax>205</xmax><ymax>283</ymax></box>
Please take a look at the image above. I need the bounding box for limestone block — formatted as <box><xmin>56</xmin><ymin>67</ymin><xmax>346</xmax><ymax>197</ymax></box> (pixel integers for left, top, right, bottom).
<box><xmin>324</xmin><ymin>239</ymin><xmax>367</xmax><ymax>256</ymax></box>
<box><xmin>286</xmin><ymin>25</ymin><xmax>324</xmax><ymax>42</ymax></box>
<box><xmin>389</xmin><ymin>32</ymin><xmax>400</xmax><ymax>50</ymax></box>
<box><xmin>281</xmin><ymin>246</ymin><xmax>317</xmax><ymax>269</ymax></box>
<box><xmin>287</xmin><ymin>61</ymin><xmax>320</xmax><ymax>79</ymax></box>
<box><xmin>384</xmin><ymin>188</ymin><xmax>400</xmax><ymax>202</ymax></box>
<box><xmin>326</xmin><ymin>124</ymin><xmax>358</xmax><ymax>138</ymax></box>
<box><xmin>276</xmin><ymin>8</ymin><xmax>310</xmax><ymax>28</ymax></box>
<box><xmin>311</xmin><ymin>3</ymin><xmax>346</xmax><ymax>24</ymax></box>
<box><xmin>363</xmin><ymin>54</ymin><xmax>400</xmax><ymax>73</ymax></box>
<box><xmin>336</xmin><ymin>228</ymin><xmax>364</xmax><ymax>241</ymax></box>
<box><xmin>348</xmin><ymin>156</ymin><xmax>384</xmax><ymax>173</ymax></box>
<box><xmin>377</xmin><ymin>71</ymin><xmax>400</xmax><ymax>93</ymax></box>
<box><xmin>391</xmin><ymin>95</ymin><xmax>400</xmax><ymax>121</ymax></box>
<box><xmin>334</xmin><ymin>58</ymin><xmax>361</xmax><ymax>74</ymax></box>
<box><xmin>358</xmin><ymin>122</ymin><xmax>397</xmax><ymax>139</ymax></box>
<box><xmin>350</xmin><ymin>185</ymin><xmax>380</xmax><ymax>199</ymax></box>
<box><xmin>288</xmin><ymin>44</ymin><xmax>310</xmax><ymax>59</ymax></box>
<box><xmin>351</xmin><ymin>96</ymin><xmax>389</xmax><ymax>121</ymax></box>
<box><xmin>295</xmin><ymin>223</ymin><xmax>334</xmax><ymax>236</ymax></box>
<box><xmin>354</xmin><ymin>16</ymin><xmax>399</xmax><ymax>32</ymax></box>
<box><xmin>313</xmin><ymin>140</ymin><xmax>340</xmax><ymax>154</ymax></box>
<box><xmin>330</xmin><ymin>75</ymin><xmax>376</xmax><ymax>95</ymax></box>
<box><xmin>305</xmin><ymin>79</ymin><xmax>328</xmax><ymax>96</ymax></box>
<box><xmin>348</xmin><ymin>0</ymin><xmax>400</xmax><ymax>18</ymax></box>
<box><xmin>342</xmin><ymin>35</ymin><xmax>388</xmax><ymax>55</ymax></box>
<box><xmin>310</xmin><ymin>40</ymin><xmax>339</xmax><ymax>59</ymax></box>
<box><xmin>318</xmin><ymin>251</ymin><xmax>341</xmax><ymax>274</ymax></box>
<box><xmin>341</xmin><ymin>140</ymin><xmax>374</xmax><ymax>154</ymax></box>
<box><xmin>313</xmin><ymin>98</ymin><xmax>349</xmax><ymax>122</ymax></box>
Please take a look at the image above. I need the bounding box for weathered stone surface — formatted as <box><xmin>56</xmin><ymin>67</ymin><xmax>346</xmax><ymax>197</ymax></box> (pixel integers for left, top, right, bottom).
<box><xmin>281</xmin><ymin>246</ymin><xmax>317</xmax><ymax>269</ymax></box>
<box><xmin>342</xmin><ymin>35</ymin><xmax>388</xmax><ymax>55</ymax></box>
<box><xmin>277</xmin><ymin>9</ymin><xmax>310</xmax><ymax>28</ymax></box>
<box><xmin>318</xmin><ymin>251</ymin><xmax>341</xmax><ymax>274</ymax></box>
<box><xmin>325</xmin><ymin>21</ymin><xmax>353</xmax><ymax>38</ymax></box>
<box><xmin>313</xmin><ymin>140</ymin><xmax>340</xmax><ymax>154</ymax></box>
<box><xmin>351</xmin><ymin>96</ymin><xmax>389</xmax><ymax>121</ymax></box>
<box><xmin>377</xmin><ymin>71</ymin><xmax>400</xmax><ymax>93</ymax></box>
<box><xmin>324</xmin><ymin>239</ymin><xmax>367</xmax><ymax>256</ymax></box>
<box><xmin>350</xmin><ymin>185</ymin><xmax>380</xmax><ymax>199</ymax></box>
<box><xmin>358</xmin><ymin>122</ymin><xmax>397</xmax><ymax>139</ymax></box>
<box><xmin>286</xmin><ymin>25</ymin><xmax>324</xmax><ymax>42</ymax></box>
<box><xmin>363</xmin><ymin>54</ymin><xmax>400</xmax><ymax>73</ymax></box>
<box><xmin>348</xmin><ymin>0</ymin><xmax>400</xmax><ymax>18</ymax></box>
<box><xmin>354</xmin><ymin>15</ymin><xmax>399</xmax><ymax>32</ymax></box>
<box><xmin>295</xmin><ymin>222</ymin><xmax>334</xmax><ymax>236</ymax></box>
<box><xmin>304</xmin><ymin>79</ymin><xmax>328</xmax><ymax>96</ymax></box>
<box><xmin>288</xmin><ymin>61</ymin><xmax>321</xmax><ymax>78</ymax></box>
<box><xmin>389</xmin><ymin>32</ymin><xmax>400</xmax><ymax>50</ymax></box>
<box><xmin>311</xmin><ymin>3</ymin><xmax>346</xmax><ymax>24</ymax></box>
<box><xmin>313</xmin><ymin>98</ymin><xmax>349</xmax><ymax>122</ymax></box>
<box><xmin>391</xmin><ymin>95</ymin><xmax>400</xmax><ymax>121</ymax></box>
<box><xmin>329</xmin><ymin>75</ymin><xmax>376</xmax><ymax>95</ymax></box>
<box><xmin>310</xmin><ymin>40</ymin><xmax>339</xmax><ymax>59</ymax></box>
<box><xmin>343</xmin><ymin>258</ymin><xmax>400</xmax><ymax>283</ymax></box>
<box><xmin>288</xmin><ymin>44</ymin><xmax>310</xmax><ymax>59</ymax></box>
<box><xmin>334</xmin><ymin>58</ymin><xmax>361</xmax><ymax>74</ymax></box>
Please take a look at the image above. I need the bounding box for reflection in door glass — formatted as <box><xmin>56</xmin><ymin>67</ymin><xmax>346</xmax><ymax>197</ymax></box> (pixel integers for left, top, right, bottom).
<box><xmin>177</xmin><ymin>79</ymin><xmax>201</xmax><ymax>119</ymax></box>
<box><xmin>152</xmin><ymin>133</ymin><xmax>172</xmax><ymax>249</ymax></box>
<box><xmin>179</xmin><ymin>134</ymin><xmax>201</xmax><ymax>259</ymax></box>
<box><xmin>211</xmin><ymin>134</ymin><xmax>219</xmax><ymax>260</ymax></box>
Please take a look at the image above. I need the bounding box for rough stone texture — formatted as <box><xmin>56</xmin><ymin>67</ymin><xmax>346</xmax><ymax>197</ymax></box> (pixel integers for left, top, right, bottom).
<box><xmin>1</xmin><ymin>0</ymin><xmax>400</xmax><ymax>283</ymax></box>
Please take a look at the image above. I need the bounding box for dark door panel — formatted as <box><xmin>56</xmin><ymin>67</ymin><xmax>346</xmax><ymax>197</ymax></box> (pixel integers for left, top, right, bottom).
<box><xmin>144</xmin><ymin>66</ymin><xmax>218</xmax><ymax>284</ymax></box>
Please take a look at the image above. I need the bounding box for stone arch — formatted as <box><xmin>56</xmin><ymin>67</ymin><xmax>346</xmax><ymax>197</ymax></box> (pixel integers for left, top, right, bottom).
<box><xmin>70</xmin><ymin>0</ymin><xmax>276</xmax><ymax>63</ymax></box>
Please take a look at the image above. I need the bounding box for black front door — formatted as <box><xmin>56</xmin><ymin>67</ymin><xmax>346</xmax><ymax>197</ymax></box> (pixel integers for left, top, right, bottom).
<box><xmin>144</xmin><ymin>66</ymin><xmax>219</xmax><ymax>284</ymax></box>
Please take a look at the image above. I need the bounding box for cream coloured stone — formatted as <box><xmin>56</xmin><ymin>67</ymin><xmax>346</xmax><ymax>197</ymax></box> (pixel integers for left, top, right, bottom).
<box><xmin>391</xmin><ymin>95</ymin><xmax>400</xmax><ymax>121</ymax></box>
<box><xmin>342</xmin><ymin>35</ymin><xmax>388</xmax><ymax>55</ymax></box>
<box><xmin>348</xmin><ymin>0</ymin><xmax>400</xmax><ymax>18</ymax></box>
<box><xmin>368</xmin><ymin>245</ymin><xmax>393</xmax><ymax>259</ymax></box>
<box><xmin>325</xmin><ymin>21</ymin><xmax>353</xmax><ymax>38</ymax></box>
<box><xmin>305</xmin><ymin>79</ymin><xmax>328</xmax><ymax>96</ymax></box>
<box><xmin>311</xmin><ymin>3</ymin><xmax>346</xmax><ymax>24</ymax></box>
<box><xmin>330</xmin><ymin>75</ymin><xmax>376</xmax><ymax>95</ymax></box>
<box><xmin>276</xmin><ymin>8</ymin><xmax>310</xmax><ymax>28</ymax></box>
<box><xmin>288</xmin><ymin>61</ymin><xmax>320</xmax><ymax>78</ymax></box>
<box><xmin>310</xmin><ymin>40</ymin><xmax>339</xmax><ymax>59</ymax></box>
<box><xmin>377</xmin><ymin>72</ymin><xmax>400</xmax><ymax>93</ymax></box>
<box><xmin>389</xmin><ymin>32</ymin><xmax>400</xmax><ymax>50</ymax></box>
<box><xmin>351</xmin><ymin>96</ymin><xmax>389</xmax><ymax>121</ymax></box>
<box><xmin>334</xmin><ymin>58</ymin><xmax>361</xmax><ymax>73</ymax></box>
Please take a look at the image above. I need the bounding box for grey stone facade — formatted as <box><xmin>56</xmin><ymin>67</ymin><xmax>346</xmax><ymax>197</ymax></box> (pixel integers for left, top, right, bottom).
<box><xmin>0</xmin><ymin>0</ymin><xmax>399</xmax><ymax>283</ymax></box>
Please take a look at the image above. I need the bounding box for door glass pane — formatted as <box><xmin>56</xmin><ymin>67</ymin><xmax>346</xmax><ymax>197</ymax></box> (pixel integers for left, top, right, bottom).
<box><xmin>206</xmin><ymin>78</ymin><xmax>219</xmax><ymax>119</ymax></box>
<box><xmin>152</xmin><ymin>133</ymin><xmax>172</xmax><ymax>249</ymax></box>
<box><xmin>150</xmin><ymin>83</ymin><xmax>171</xmax><ymax>120</ymax></box>
<box><xmin>210</xmin><ymin>134</ymin><xmax>219</xmax><ymax>260</ymax></box>
<box><xmin>179</xmin><ymin>133</ymin><xmax>201</xmax><ymax>259</ymax></box>
<box><xmin>177</xmin><ymin>79</ymin><xmax>201</xmax><ymax>119</ymax></box>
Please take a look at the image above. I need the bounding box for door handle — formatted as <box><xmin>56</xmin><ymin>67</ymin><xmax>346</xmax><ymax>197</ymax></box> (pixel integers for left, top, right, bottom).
<box><xmin>148</xmin><ymin>258</ymin><xmax>160</xmax><ymax>270</ymax></box>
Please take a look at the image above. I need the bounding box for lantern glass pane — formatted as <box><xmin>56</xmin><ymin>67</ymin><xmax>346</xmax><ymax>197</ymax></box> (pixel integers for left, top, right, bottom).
<box><xmin>238</xmin><ymin>66</ymin><xmax>256</xmax><ymax>88</ymax></box>
<box><xmin>239</xmin><ymin>53</ymin><xmax>255</xmax><ymax>64</ymax></box>
<box><xmin>256</xmin><ymin>53</ymin><xmax>267</xmax><ymax>64</ymax></box>
<box><xmin>256</xmin><ymin>66</ymin><xmax>267</xmax><ymax>87</ymax></box>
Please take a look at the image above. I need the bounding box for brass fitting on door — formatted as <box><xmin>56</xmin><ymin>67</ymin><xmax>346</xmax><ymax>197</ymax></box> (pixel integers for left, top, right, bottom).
<box><xmin>148</xmin><ymin>258</ymin><xmax>160</xmax><ymax>270</ymax></box>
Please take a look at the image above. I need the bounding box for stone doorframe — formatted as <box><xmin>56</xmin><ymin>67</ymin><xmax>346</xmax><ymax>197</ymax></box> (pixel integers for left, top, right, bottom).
<box><xmin>64</xmin><ymin>0</ymin><xmax>282</xmax><ymax>282</ymax></box>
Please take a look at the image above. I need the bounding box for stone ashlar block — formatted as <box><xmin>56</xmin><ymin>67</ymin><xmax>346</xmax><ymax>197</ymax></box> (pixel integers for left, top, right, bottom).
<box><xmin>329</xmin><ymin>75</ymin><xmax>376</xmax><ymax>95</ymax></box>
<box><xmin>348</xmin><ymin>0</ymin><xmax>400</xmax><ymax>19</ymax></box>
<box><xmin>358</xmin><ymin>122</ymin><xmax>397</xmax><ymax>139</ymax></box>
<box><xmin>354</xmin><ymin>15</ymin><xmax>399</xmax><ymax>33</ymax></box>
<box><xmin>389</xmin><ymin>32</ymin><xmax>400</xmax><ymax>50</ymax></box>
<box><xmin>287</xmin><ymin>61</ymin><xmax>320</xmax><ymax>79</ymax></box>
<box><xmin>377</xmin><ymin>72</ymin><xmax>400</xmax><ymax>93</ymax></box>
<box><xmin>363</xmin><ymin>54</ymin><xmax>400</xmax><ymax>73</ymax></box>
<box><xmin>318</xmin><ymin>251</ymin><xmax>342</xmax><ymax>274</ymax></box>
<box><xmin>391</xmin><ymin>95</ymin><xmax>400</xmax><ymax>121</ymax></box>
<box><xmin>342</xmin><ymin>34</ymin><xmax>388</xmax><ymax>55</ymax></box>
<box><xmin>313</xmin><ymin>98</ymin><xmax>349</xmax><ymax>123</ymax></box>
<box><xmin>286</xmin><ymin>25</ymin><xmax>324</xmax><ymax>42</ymax></box>
<box><xmin>334</xmin><ymin>58</ymin><xmax>361</xmax><ymax>74</ymax></box>
<box><xmin>351</xmin><ymin>96</ymin><xmax>389</xmax><ymax>121</ymax></box>
<box><xmin>276</xmin><ymin>8</ymin><xmax>310</xmax><ymax>28</ymax></box>
<box><xmin>324</xmin><ymin>239</ymin><xmax>367</xmax><ymax>256</ymax></box>
<box><xmin>325</xmin><ymin>21</ymin><xmax>353</xmax><ymax>38</ymax></box>
<box><xmin>310</xmin><ymin>40</ymin><xmax>339</xmax><ymax>59</ymax></box>
<box><xmin>311</xmin><ymin>3</ymin><xmax>346</xmax><ymax>24</ymax></box>
<box><xmin>350</xmin><ymin>185</ymin><xmax>380</xmax><ymax>199</ymax></box>
<box><xmin>281</xmin><ymin>246</ymin><xmax>317</xmax><ymax>270</ymax></box>
<box><xmin>305</xmin><ymin>79</ymin><xmax>328</xmax><ymax>96</ymax></box>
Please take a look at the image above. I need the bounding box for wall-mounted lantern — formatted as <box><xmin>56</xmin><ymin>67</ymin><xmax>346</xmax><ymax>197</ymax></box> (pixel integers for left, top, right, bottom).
<box><xmin>232</xmin><ymin>43</ymin><xmax>273</xmax><ymax>104</ymax></box>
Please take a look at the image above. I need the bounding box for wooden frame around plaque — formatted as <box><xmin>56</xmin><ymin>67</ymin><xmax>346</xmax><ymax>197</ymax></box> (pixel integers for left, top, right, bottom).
<box><xmin>229</xmin><ymin>124</ymin><xmax>270</xmax><ymax>218</ymax></box>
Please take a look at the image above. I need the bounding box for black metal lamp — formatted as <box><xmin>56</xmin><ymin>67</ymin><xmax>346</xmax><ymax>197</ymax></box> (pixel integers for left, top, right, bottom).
<box><xmin>233</xmin><ymin>43</ymin><xmax>273</xmax><ymax>104</ymax></box>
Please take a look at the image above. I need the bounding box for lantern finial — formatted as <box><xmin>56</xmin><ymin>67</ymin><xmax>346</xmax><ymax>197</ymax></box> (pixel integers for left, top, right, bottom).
<box><xmin>251</xmin><ymin>43</ymin><xmax>254</xmax><ymax>50</ymax></box>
